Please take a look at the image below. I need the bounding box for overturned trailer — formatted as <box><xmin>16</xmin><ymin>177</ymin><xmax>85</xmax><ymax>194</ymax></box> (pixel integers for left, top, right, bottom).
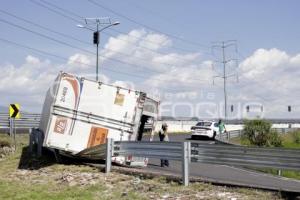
<box><xmin>38</xmin><ymin>72</ymin><xmax>159</xmax><ymax>166</ymax></box>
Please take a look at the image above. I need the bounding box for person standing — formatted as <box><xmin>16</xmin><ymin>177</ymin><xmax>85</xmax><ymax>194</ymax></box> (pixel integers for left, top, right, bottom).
<box><xmin>218</xmin><ymin>119</ymin><xmax>226</xmax><ymax>134</ymax></box>
<box><xmin>158</xmin><ymin>123</ymin><xmax>169</xmax><ymax>167</ymax></box>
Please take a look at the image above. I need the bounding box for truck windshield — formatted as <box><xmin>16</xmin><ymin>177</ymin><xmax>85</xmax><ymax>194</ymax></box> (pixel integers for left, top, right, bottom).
<box><xmin>196</xmin><ymin>122</ymin><xmax>212</xmax><ymax>126</ymax></box>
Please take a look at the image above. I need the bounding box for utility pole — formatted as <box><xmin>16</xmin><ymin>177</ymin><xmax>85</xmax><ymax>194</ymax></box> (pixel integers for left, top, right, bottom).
<box><xmin>77</xmin><ymin>18</ymin><xmax>120</xmax><ymax>81</ymax></box>
<box><xmin>212</xmin><ymin>40</ymin><xmax>238</xmax><ymax>119</ymax></box>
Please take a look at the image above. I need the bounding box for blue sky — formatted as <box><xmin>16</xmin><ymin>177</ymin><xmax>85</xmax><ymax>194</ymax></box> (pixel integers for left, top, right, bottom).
<box><xmin>0</xmin><ymin>0</ymin><xmax>299</xmax><ymax>118</ymax></box>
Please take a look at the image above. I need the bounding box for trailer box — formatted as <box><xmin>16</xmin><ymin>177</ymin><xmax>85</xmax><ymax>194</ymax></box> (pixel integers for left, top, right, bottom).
<box><xmin>39</xmin><ymin>72</ymin><xmax>159</xmax><ymax>165</ymax></box>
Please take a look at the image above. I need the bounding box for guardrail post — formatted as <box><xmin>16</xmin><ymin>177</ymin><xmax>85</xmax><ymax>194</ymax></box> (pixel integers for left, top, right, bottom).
<box><xmin>182</xmin><ymin>141</ymin><xmax>190</xmax><ymax>186</ymax></box>
<box><xmin>278</xmin><ymin>169</ymin><xmax>282</xmax><ymax>176</ymax></box>
<box><xmin>105</xmin><ymin>138</ymin><xmax>113</xmax><ymax>174</ymax></box>
<box><xmin>9</xmin><ymin>118</ymin><xmax>17</xmax><ymax>150</ymax></box>
<box><xmin>227</xmin><ymin>131</ymin><xmax>230</xmax><ymax>141</ymax></box>
<box><xmin>9</xmin><ymin>117</ymin><xmax>13</xmax><ymax>137</ymax></box>
<box><xmin>29</xmin><ymin>128</ymin><xmax>33</xmax><ymax>154</ymax></box>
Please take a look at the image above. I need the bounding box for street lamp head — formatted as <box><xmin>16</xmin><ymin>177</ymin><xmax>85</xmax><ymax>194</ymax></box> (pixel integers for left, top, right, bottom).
<box><xmin>77</xmin><ymin>18</ymin><xmax>120</xmax><ymax>82</ymax></box>
<box><xmin>113</xmin><ymin>21</ymin><xmax>120</xmax><ymax>26</ymax></box>
<box><xmin>77</xmin><ymin>24</ymin><xmax>85</xmax><ymax>28</ymax></box>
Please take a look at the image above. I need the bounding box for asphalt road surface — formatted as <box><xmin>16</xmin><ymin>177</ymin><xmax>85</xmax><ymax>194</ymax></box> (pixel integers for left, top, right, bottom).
<box><xmin>144</xmin><ymin>133</ymin><xmax>300</xmax><ymax>193</ymax></box>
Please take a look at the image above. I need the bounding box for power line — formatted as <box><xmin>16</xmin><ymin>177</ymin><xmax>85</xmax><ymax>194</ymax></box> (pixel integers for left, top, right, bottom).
<box><xmin>40</xmin><ymin>0</ymin><xmax>199</xmax><ymax>53</ymax></box>
<box><xmin>0</xmin><ymin>17</ymin><xmax>208</xmax><ymax>82</ymax></box>
<box><xmin>24</xmin><ymin>1</ymin><xmax>213</xmax><ymax>80</ymax></box>
<box><xmin>0</xmin><ymin>18</ymin><xmax>95</xmax><ymax>54</ymax></box>
<box><xmin>87</xmin><ymin>0</ymin><xmax>210</xmax><ymax>49</ymax></box>
<box><xmin>0</xmin><ymin>37</ymin><xmax>208</xmax><ymax>91</ymax></box>
<box><xmin>29</xmin><ymin>0</ymin><xmax>80</xmax><ymax>24</ymax></box>
<box><xmin>33</xmin><ymin>0</ymin><xmax>175</xmax><ymax>49</ymax></box>
<box><xmin>0</xmin><ymin>17</ymin><xmax>165</xmax><ymax>75</ymax></box>
<box><xmin>107</xmin><ymin>28</ymin><xmax>212</xmax><ymax>55</ymax></box>
<box><xmin>127</xmin><ymin>0</ymin><xmax>178</xmax><ymax>25</ymax></box>
<box><xmin>0</xmin><ymin>9</ymin><xmax>193</xmax><ymax>69</ymax></box>
<box><xmin>39</xmin><ymin>0</ymin><xmax>84</xmax><ymax>19</ymax></box>
<box><xmin>35</xmin><ymin>0</ymin><xmax>211</xmax><ymax>54</ymax></box>
<box><xmin>29</xmin><ymin>0</ymin><xmax>210</xmax><ymax>65</ymax></box>
<box><xmin>0</xmin><ymin>9</ymin><xmax>91</xmax><ymax>45</ymax></box>
<box><xmin>0</xmin><ymin>37</ymin><xmax>156</xmax><ymax>81</ymax></box>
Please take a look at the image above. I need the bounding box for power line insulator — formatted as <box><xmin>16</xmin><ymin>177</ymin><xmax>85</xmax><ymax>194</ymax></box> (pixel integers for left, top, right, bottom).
<box><xmin>288</xmin><ymin>105</ymin><xmax>291</xmax><ymax>112</ymax></box>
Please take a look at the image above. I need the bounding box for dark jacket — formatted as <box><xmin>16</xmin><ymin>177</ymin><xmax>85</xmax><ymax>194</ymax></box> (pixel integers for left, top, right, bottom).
<box><xmin>158</xmin><ymin>129</ymin><xmax>166</xmax><ymax>142</ymax></box>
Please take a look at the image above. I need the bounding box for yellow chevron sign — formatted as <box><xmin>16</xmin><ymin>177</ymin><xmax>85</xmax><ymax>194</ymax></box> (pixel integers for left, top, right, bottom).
<box><xmin>9</xmin><ymin>104</ymin><xmax>20</xmax><ymax>119</ymax></box>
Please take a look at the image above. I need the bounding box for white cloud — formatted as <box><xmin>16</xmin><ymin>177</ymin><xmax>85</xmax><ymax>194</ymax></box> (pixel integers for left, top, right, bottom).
<box><xmin>234</xmin><ymin>48</ymin><xmax>300</xmax><ymax>118</ymax></box>
<box><xmin>100</xmin><ymin>29</ymin><xmax>193</xmax><ymax>72</ymax></box>
<box><xmin>26</xmin><ymin>55</ymin><xmax>40</xmax><ymax>65</ymax></box>
<box><xmin>67</xmin><ymin>53</ymin><xmax>92</xmax><ymax>69</ymax></box>
<box><xmin>151</xmin><ymin>52</ymin><xmax>200</xmax><ymax>67</ymax></box>
<box><xmin>290</xmin><ymin>54</ymin><xmax>300</xmax><ymax>66</ymax></box>
<box><xmin>0</xmin><ymin>54</ymin><xmax>109</xmax><ymax>112</ymax></box>
<box><xmin>0</xmin><ymin>56</ymin><xmax>55</xmax><ymax>94</ymax></box>
<box><xmin>98</xmin><ymin>29</ymin><xmax>209</xmax><ymax>93</ymax></box>
<box><xmin>112</xmin><ymin>80</ymin><xmax>135</xmax><ymax>90</ymax></box>
<box><xmin>102</xmin><ymin>29</ymin><xmax>147</xmax><ymax>59</ymax></box>
<box><xmin>139</xmin><ymin>32</ymin><xmax>172</xmax><ymax>50</ymax></box>
<box><xmin>239</xmin><ymin>48</ymin><xmax>289</xmax><ymax>79</ymax></box>
<box><xmin>1</xmin><ymin>28</ymin><xmax>300</xmax><ymax>118</ymax></box>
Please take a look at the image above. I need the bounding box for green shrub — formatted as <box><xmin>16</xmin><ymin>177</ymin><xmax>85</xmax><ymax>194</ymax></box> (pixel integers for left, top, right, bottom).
<box><xmin>243</xmin><ymin>119</ymin><xmax>271</xmax><ymax>146</ymax></box>
<box><xmin>243</xmin><ymin>119</ymin><xmax>282</xmax><ymax>147</ymax></box>
<box><xmin>291</xmin><ymin>131</ymin><xmax>300</xmax><ymax>144</ymax></box>
<box><xmin>268</xmin><ymin>130</ymin><xmax>282</xmax><ymax>147</ymax></box>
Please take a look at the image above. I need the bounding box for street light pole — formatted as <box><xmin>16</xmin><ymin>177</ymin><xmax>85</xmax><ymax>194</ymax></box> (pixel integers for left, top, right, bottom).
<box><xmin>96</xmin><ymin>23</ymin><xmax>99</xmax><ymax>81</ymax></box>
<box><xmin>77</xmin><ymin>18</ymin><xmax>120</xmax><ymax>81</ymax></box>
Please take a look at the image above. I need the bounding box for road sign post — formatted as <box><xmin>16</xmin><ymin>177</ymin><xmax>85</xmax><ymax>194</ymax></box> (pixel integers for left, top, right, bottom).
<box><xmin>9</xmin><ymin>117</ymin><xmax>13</xmax><ymax>137</ymax></box>
<box><xmin>9</xmin><ymin>104</ymin><xmax>20</xmax><ymax>150</ymax></box>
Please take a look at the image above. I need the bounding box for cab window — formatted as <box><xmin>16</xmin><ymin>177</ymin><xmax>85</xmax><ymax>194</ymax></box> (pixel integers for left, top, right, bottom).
<box><xmin>196</xmin><ymin>122</ymin><xmax>212</xmax><ymax>126</ymax></box>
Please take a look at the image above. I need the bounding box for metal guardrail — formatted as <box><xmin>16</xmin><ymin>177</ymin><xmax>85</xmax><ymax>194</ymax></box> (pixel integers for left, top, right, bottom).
<box><xmin>104</xmin><ymin>139</ymin><xmax>300</xmax><ymax>186</ymax></box>
<box><xmin>1</xmin><ymin>112</ymin><xmax>299</xmax><ymax>132</ymax></box>
<box><xmin>191</xmin><ymin>143</ymin><xmax>300</xmax><ymax>171</ymax></box>
<box><xmin>106</xmin><ymin>140</ymin><xmax>191</xmax><ymax>186</ymax></box>
<box><xmin>215</xmin><ymin>130</ymin><xmax>242</xmax><ymax>143</ymax></box>
<box><xmin>0</xmin><ymin>113</ymin><xmax>40</xmax><ymax>130</ymax></box>
<box><xmin>274</xmin><ymin>128</ymin><xmax>299</xmax><ymax>134</ymax></box>
<box><xmin>114</xmin><ymin>141</ymin><xmax>184</xmax><ymax>160</ymax></box>
<box><xmin>215</xmin><ymin>128</ymin><xmax>298</xmax><ymax>143</ymax></box>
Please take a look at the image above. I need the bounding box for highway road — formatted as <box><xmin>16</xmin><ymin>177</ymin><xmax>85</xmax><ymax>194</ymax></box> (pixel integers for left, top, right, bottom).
<box><xmin>143</xmin><ymin>133</ymin><xmax>300</xmax><ymax>193</ymax></box>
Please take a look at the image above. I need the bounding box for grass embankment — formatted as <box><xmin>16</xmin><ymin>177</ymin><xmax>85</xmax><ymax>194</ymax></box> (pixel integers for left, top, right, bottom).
<box><xmin>0</xmin><ymin>134</ymin><xmax>284</xmax><ymax>200</ymax></box>
<box><xmin>230</xmin><ymin>130</ymin><xmax>300</xmax><ymax>149</ymax></box>
<box><xmin>229</xmin><ymin>131</ymin><xmax>300</xmax><ymax>180</ymax></box>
